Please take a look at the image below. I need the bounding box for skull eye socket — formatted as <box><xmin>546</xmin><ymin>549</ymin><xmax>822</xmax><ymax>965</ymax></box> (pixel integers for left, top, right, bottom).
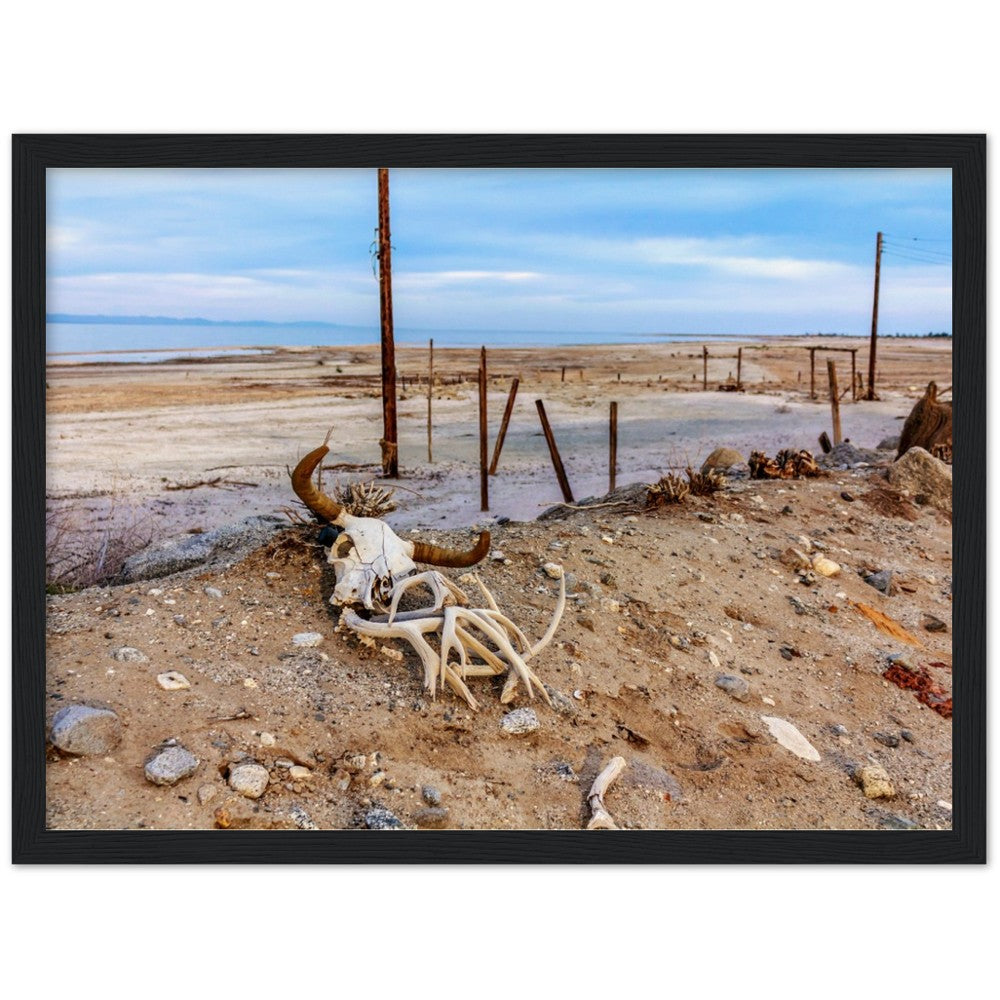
<box><xmin>332</xmin><ymin>534</ymin><xmax>356</xmax><ymax>559</ymax></box>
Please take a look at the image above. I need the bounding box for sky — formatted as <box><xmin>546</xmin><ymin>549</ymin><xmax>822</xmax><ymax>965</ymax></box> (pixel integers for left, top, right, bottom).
<box><xmin>46</xmin><ymin>167</ymin><xmax>953</xmax><ymax>336</ymax></box>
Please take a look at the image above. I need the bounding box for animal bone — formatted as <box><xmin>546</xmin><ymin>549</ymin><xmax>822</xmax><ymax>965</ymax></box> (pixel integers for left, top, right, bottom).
<box><xmin>586</xmin><ymin>755</ymin><xmax>627</xmax><ymax>829</ymax></box>
<box><xmin>291</xmin><ymin>434</ymin><xmax>563</xmax><ymax>708</ymax></box>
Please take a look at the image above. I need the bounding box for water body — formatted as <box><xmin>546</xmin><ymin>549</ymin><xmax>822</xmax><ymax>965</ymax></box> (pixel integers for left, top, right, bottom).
<box><xmin>46</xmin><ymin>321</ymin><xmax>795</xmax><ymax>365</ymax></box>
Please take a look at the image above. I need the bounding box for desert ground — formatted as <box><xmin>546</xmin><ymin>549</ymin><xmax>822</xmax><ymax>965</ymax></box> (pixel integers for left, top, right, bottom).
<box><xmin>43</xmin><ymin>335</ymin><xmax>954</xmax><ymax>831</ymax></box>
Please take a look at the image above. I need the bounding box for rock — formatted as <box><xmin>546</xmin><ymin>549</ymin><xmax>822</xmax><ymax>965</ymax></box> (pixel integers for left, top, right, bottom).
<box><xmin>156</xmin><ymin>671</ymin><xmax>191</xmax><ymax>690</ymax></box>
<box><xmin>120</xmin><ymin>514</ymin><xmax>288</xmax><ymax>582</ymax></box>
<box><xmin>228</xmin><ymin>761</ymin><xmax>269</xmax><ymax>799</ymax></box>
<box><xmin>197</xmin><ymin>783</ymin><xmax>217</xmax><ymax>805</ymax></box>
<box><xmin>779</xmin><ymin>547</ymin><xmax>811</xmax><ymax>570</ymax></box>
<box><xmin>819</xmin><ymin>441</ymin><xmax>883</xmax><ymax>468</ymax></box>
<box><xmin>708</xmin><ymin>650</ymin><xmax>721</xmax><ymax>668</ymax></box>
<box><xmin>412</xmin><ymin>806</ymin><xmax>450</xmax><ymax>828</ymax></box>
<box><xmin>863</xmin><ymin>569</ymin><xmax>894</xmax><ymax>595</ymax></box>
<box><xmin>900</xmin><ymin>730</ymin><xmax>915</xmax><ymax>743</ymax></box>
<box><xmin>854</xmin><ymin>764</ymin><xmax>895</xmax><ymax>799</ymax></box>
<box><xmin>49</xmin><ymin>704</ymin><xmax>122</xmax><ymax>756</ymax></box>
<box><xmin>701</xmin><ymin>447</ymin><xmax>744</xmax><ymax>474</ymax></box>
<box><xmin>500</xmin><ymin>708</ymin><xmax>540</xmax><ymax>735</ymax></box>
<box><xmin>490</xmin><ymin>550</ymin><xmax>507</xmax><ymax>561</ymax></box>
<box><xmin>543</xmin><ymin>686</ymin><xmax>577</xmax><ymax>715</ymax></box>
<box><xmin>204</xmin><ymin>586</ymin><xmax>224</xmax><ymax>599</ymax></box>
<box><xmin>761</xmin><ymin>716</ymin><xmax>821</xmax><ymax>761</ymax></box>
<box><xmin>145</xmin><ymin>744</ymin><xmax>199</xmax><ymax>786</ymax></box>
<box><xmin>873</xmin><ymin>731</ymin><xmax>900</xmax><ymax>748</ymax></box>
<box><xmin>840</xmin><ymin>491</ymin><xmax>856</xmax><ymax>502</ymax></box>
<box><xmin>364</xmin><ymin>807</ymin><xmax>403</xmax><ymax>830</ymax></box>
<box><xmin>922</xmin><ymin>613</ymin><xmax>948</xmax><ymax>633</ymax></box>
<box><xmin>111</xmin><ymin>646</ymin><xmax>147</xmax><ymax>663</ymax></box>
<box><xmin>421</xmin><ymin>785</ymin><xmax>442</xmax><ymax>806</ymax></box>
<box><xmin>259</xmin><ymin>731</ymin><xmax>276</xmax><ymax>746</ymax></box>
<box><xmin>887</xmin><ymin>447</ymin><xmax>952</xmax><ymax>514</ymax></box>
<box><xmin>812</xmin><ymin>555</ymin><xmax>841</xmax><ymax>577</ymax></box>
<box><xmin>715</xmin><ymin>674</ymin><xmax>750</xmax><ymax>701</ymax></box>
<box><xmin>288</xmin><ymin>766</ymin><xmax>312</xmax><ymax>782</ymax></box>
<box><xmin>877</xmin><ymin>435</ymin><xmax>901</xmax><ymax>451</ymax></box>
<box><xmin>542</xmin><ymin>562</ymin><xmax>564</xmax><ymax>580</ymax></box>
<box><xmin>292</xmin><ymin>632</ymin><xmax>324</xmax><ymax>647</ymax></box>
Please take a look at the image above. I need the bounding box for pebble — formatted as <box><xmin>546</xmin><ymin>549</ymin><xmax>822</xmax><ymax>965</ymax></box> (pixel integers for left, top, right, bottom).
<box><xmin>197</xmin><ymin>783</ymin><xmax>217</xmax><ymax>805</ymax></box>
<box><xmin>937</xmin><ymin>800</ymin><xmax>952</xmax><ymax>812</ymax></box>
<box><xmin>204</xmin><ymin>586</ymin><xmax>223</xmax><ymax>599</ymax></box>
<box><xmin>144</xmin><ymin>744</ymin><xmax>199</xmax><ymax>786</ymax></box>
<box><xmin>715</xmin><ymin>674</ymin><xmax>750</xmax><ymax>701</ymax></box>
<box><xmin>49</xmin><ymin>704</ymin><xmax>122</xmax><ymax>756</ymax></box>
<box><xmin>761</xmin><ymin>716</ymin><xmax>821</xmax><ymax>761</ymax></box>
<box><xmin>364</xmin><ymin>807</ymin><xmax>404</xmax><ymax>830</ymax></box>
<box><xmin>762</xmin><ymin>696</ymin><xmax>776</xmax><ymax>706</ymax></box>
<box><xmin>156</xmin><ymin>671</ymin><xmax>191</xmax><ymax>691</ymax></box>
<box><xmin>111</xmin><ymin>646</ymin><xmax>147</xmax><ymax>663</ymax></box>
<box><xmin>228</xmin><ymin>761</ymin><xmax>269</xmax><ymax>799</ymax></box>
<box><xmin>854</xmin><ymin>764</ymin><xmax>895</xmax><ymax>799</ymax></box>
<box><xmin>412</xmin><ymin>806</ymin><xmax>450</xmax><ymax>828</ymax></box>
<box><xmin>708</xmin><ymin>650</ymin><xmax>721</xmax><ymax>668</ymax></box>
<box><xmin>922</xmin><ymin>613</ymin><xmax>948</xmax><ymax>633</ymax></box>
<box><xmin>259</xmin><ymin>731</ymin><xmax>276</xmax><ymax>746</ymax></box>
<box><xmin>779</xmin><ymin>548</ymin><xmax>811</xmax><ymax>570</ymax></box>
<box><xmin>900</xmin><ymin>730</ymin><xmax>915</xmax><ymax>743</ymax></box>
<box><xmin>369</xmin><ymin>770</ymin><xmax>387</xmax><ymax>787</ymax></box>
<box><xmin>288</xmin><ymin>765</ymin><xmax>312</xmax><ymax>782</ymax></box>
<box><xmin>840</xmin><ymin>491</ymin><xmax>856</xmax><ymax>502</ymax></box>
<box><xmin>863</xmin><ymin>569</ymin><xmax>894</xmax><ymax>595</ymax></box>
<box><xmin>490</xmin><ymin>550</ymin><xmax>507</xmax><ymax>561</ymax></box>
<box><xmin>542</xmin><ymin>562</ymin><xmax>564</xmax><ymax>580</ymax></box>
<box><xmin>500</xmin><ymin>708</ymin><xmax>540</xmax><ymax>735</ymax></box>
<box><xmin>292</xmin><ymin>632</ymin><xmax>324</xmax><ymax>647</ymax></box>
<box><xmin>812</xmin><ymin>555</ymin><xmax>841</xmax><ymax>577</ymax></box>
<box><xmin>873</xmin><ymin>731</ymin><xmax>900</xmax><ymax>748</ymax></box>
<box><xmin>421</xmin><ymin>785</ymin><xmax>442</xmax><ymax>806</ymax></box>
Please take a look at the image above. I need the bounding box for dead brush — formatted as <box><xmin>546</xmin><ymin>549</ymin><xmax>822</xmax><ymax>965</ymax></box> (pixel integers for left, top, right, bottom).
<box><xmin>647</xmin><ymin>473</ymin><xmax>690</xmax><ymax>507</ymax></box>
<box><xmin>686</xmin><ymin>466</ymin><xmax>726</xmax><ymax>496</ymax></box>
<box><xmin>333</xmin><ymin>480</ymin><xmax>398</xmax><ymax>518</ymax></box>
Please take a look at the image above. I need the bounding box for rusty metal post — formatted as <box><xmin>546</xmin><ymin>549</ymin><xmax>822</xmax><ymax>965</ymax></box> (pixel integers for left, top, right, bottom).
<box><xmin>427</xmin><ymin>338</ymin><xmax>433</xmax><ymax>462</ymax></box>
<box><xmin>810</xmin><ymin>347</ymin><xmax>816</xmax><ymax>400</ymax></box>
<box><xmin>479</xmin><ymin>346</ymin><xmax>488</xmax><ymax>511</ymax></box>
<box><xmin>535</xmin><ymin>399</ymin><xmax>574</xmax><ymax>503</ymax></box>
<box><xmin>561</xmin><ymin>365</ymin><xmax>566</xmax><ymax>382</ymax></box>
<box><xmin>850</xmin><ymin>348</ymin><xmax>857</xmax><ymax>402</ymax></box>
<box><xmin>489</xmin><ymin>376</ymin><xmax>519</xmax><ymax>475</ymax></box>
<box><xmin>609</xmin><ymin>401</ymin><xmax>618</xmax><ymax>493</ymax></box>
<box><xmin>827</xmin><ymin>359</ymin><xmax>842</xmax><ymax>445</ymax></box>
<box><xmin>737</xmin><ymin>347</ymin><xmax>743</xmax><ymax>391</ymax></box>
<box><xmin>377</xmin><ymin>168</ymin><xmax>398</xmax><ymax>477</ymax></box>
<box><xmin>866</xmin><ymin>231</ymin><xmax>883</xmax><ymax>399</ymax></box>
<box><xmin>702</xmin><ymin>345</ymin><xmax>708</xmax><ymax>390</ymax></box>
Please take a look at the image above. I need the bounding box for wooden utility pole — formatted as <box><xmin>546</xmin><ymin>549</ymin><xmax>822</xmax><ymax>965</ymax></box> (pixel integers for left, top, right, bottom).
<box><xmin>865</xmin><ymin>231</ymin><xmax>883</xmax><ymax>400</ymax></box>
<box><xmin>609</xmin><ymin>401</ymin><xmax>618</xmax><ymax>493</ymax></box>
<box><xmin>478</xmin><ymin>347</ymin><xmax>488</xmax><ymax>511</ymax></box>
<box><xmin>827</xmin><ymin>359</ymin><xmax>842</xmax><ymax>445</ymax></box>
<box><xmin>489</xmin><ymin>377</ymin><xmax>519</xmax><ymax>475</ymax></box>
<box><xmin>426</xmin><ymin>338</ymin><xmax>434</xmax><ymax>463</ymax></box>
<box><xmin>377</xmin><ymin>168</ymin><xmax>398</xmax><ymax>476</ymax></box>
<box><xmin>535</xmin><ymin>400</ymin><xmax>574</xmax><ymax>503</ymax></box>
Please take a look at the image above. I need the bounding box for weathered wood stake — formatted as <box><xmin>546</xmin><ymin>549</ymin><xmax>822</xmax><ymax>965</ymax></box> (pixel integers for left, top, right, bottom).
<box><xmin>479</xmin><ymin>347</ymin><xmax>488</xmax><ymax>511</ymax></box>
<box><xmin>489</xmin><ymin>377</ymin><xmax>519</xmax><ymax>475</ymax></box>
<box><xmin>703</xmin><ymin>345</ymin><xmax>708</xmax><ymax>390</ymax></box>
<box><xmin>850</xmin><ymin>348</ymin><xmax>857</xmax><ymax>402</ymax></box>
<box><xmin>377</xmin><ymin>168</ymin><xmax>398</xmax><ymax>477</ymax></box>
<box><xmin>827</xmin><ymin>359</ymin><xmax>842</xmax><ymax>445</ymax></box>
<box><xmin>609</xmin><ymin>401</ymin><xmax>618</xmax><ymax>493</ymax></box>
<box><xmin>535</xmin><ymin>399</ymin><xmax>574</xmax><ymax>503</ymax></box>
<box><xmin>737</xmin><ymin>347</ymin><xmax>743</xmax><ymax>390</ymax></box>
<box><xmin>427</xmin><ymin>338</ymin><xmax>434</xmax><ymax>463</ymax></box>
<box><xmin>810</xmin><ymin>347</ymin><xmax>816</xmax><ymax>400</ymax></box>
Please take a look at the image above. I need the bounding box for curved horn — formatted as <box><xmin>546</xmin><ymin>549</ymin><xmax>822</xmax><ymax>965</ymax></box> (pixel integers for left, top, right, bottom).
<box><xmin>411</xmin><ymin>530</ymin><xmax>491</xmax><ymax>568</ymax></box>
<box><xmin>291</xmin><ymin>433</ymin><xmax>344</xmax><ymax>523</ymax></box>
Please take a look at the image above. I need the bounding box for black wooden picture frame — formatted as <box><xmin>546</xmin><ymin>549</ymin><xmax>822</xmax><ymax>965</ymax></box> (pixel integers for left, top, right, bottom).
<box><xmin>12</xmin><ymin>134</ymin><xmax>985</xmax><ymax>863</ymax></box>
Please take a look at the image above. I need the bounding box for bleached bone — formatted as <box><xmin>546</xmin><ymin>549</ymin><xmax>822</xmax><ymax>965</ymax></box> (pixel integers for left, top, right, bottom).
<box><xmin>586</xmin><ymin>756</ymin><xmax>627</xmax><ymax>830</ymax></box>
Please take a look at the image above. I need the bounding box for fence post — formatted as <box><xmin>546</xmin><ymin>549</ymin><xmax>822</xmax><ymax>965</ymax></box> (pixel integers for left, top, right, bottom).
<box><xmin>827</xmin><ymin>359</ymin><xmax>842</xmax><ymax>445</ymax></box>
<box><xmin>535</xmin><ymin>400</ymin><xmax>574</xmax><ymax>503</ymax></box>
<box><xmin>609</xmin><ymin>401</ymin><xmax>618</xmax><ymax>493</ymax></box>
<box><xmin>489</xmin><ymin>377</ymin><xmax>520</xmax><ymax>475</ymax></box>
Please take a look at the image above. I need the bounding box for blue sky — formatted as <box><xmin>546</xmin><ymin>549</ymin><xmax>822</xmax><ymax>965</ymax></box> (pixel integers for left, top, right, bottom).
<box><xmin>47</xmin><ymin>167</ymin><xmax>952</xmax><ymax>335</ymax></box>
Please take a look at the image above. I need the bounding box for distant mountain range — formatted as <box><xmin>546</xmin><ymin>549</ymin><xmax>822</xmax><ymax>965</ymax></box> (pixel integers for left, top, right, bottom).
<box><xmin>47</xmin><ymin>314</ymin><xmax>357</xmax><ymax>329</ymax></box>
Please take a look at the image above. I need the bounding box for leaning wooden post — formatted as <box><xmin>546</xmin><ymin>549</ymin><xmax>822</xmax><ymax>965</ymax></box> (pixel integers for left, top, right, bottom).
<box><xmin>827</xmin><ymin>359</ymin><xmax>842</xmax><ymax>445</ymax></box>
<box><xmin>489</xmin><ymin>376</ymin><xmax>519</xmax><ymax>475</ymax></box>
<box><xmin>479</xmin><ymin>346</ymin><xmax>488</xmax><ymax>511</ymax></box>
<box><xmin>702</xmin><ymin>345</ymin><xmax>708</xmax><ymax>390</ymax></box>
<box><xmin>736</xmin><ymin>347</ymin><xmax>743</xmax><ymax>391</ymax></box>
<box><xmin>535</xmin><ymin>399</ymin><xmax>574</xmax><ymax>503</ymax></box>
<box><xmin>609</xmin><ymin>401</ymin><xmax>618</xmax><ymax>493</ymax></box>
<box><xmin>377</xmin><ymin>168</ymin><xmax>399</xmax><ymax>477</ymax></box>
<box><xmin>427</xmin><ymin>338</ymin><xmax>434</xmax><ymax>462</ymax></box>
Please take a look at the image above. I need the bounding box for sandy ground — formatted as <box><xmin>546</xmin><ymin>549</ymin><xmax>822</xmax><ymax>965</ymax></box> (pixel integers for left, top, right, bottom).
<box><xmin>43</xmin><ymin>336</ymin><xmax>953</xmax><ymax>831</ymax></box>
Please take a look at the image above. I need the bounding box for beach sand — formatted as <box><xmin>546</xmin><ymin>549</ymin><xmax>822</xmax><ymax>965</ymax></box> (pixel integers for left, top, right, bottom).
<box><xmin>43</xmin><ymin>335</ymin><xmax>954</xmax><ymax>832</ymax></box>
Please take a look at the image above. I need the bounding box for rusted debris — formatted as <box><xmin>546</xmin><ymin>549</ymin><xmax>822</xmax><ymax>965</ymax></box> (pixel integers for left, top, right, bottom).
<box><xmin>851</xmin><ymin>602</ymin><xmax>925</xmax><ymax>647</ymax></box>
<box><xmin>883</xmin><ymin>661</ymin><xmax>952</xmax><ymax>718</ymax></box>
<box><xmin>897</xmin><ymin>381</ymin><xmax>952</xmax><ymax>461</ymax></box>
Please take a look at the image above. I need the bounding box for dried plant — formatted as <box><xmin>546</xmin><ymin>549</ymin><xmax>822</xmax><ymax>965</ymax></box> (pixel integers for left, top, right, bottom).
<box><xmin>647</xmin><ymin>473</ymin><xmax>690</xmax><ymax>506</ymax></box>
<box><xmin>332</xmin><ymin>479</ymin><xmax>398</xmax><ymax>518</ymax></box>
<box><xmin>750</xmin><ymin>449</ymin><xmax>821</xmax><ymax>480</ymax></box>
<box><xmin>686</xmin><ymin>466</ymin><xmax>726</xmax><ymax>496</ymax></box>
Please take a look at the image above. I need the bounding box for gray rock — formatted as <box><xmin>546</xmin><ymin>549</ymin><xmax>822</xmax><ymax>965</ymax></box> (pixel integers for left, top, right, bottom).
<box><xmin>887</xmin><ymin>447</ymin><xmax>952</xmax><ymax>514</ymax></box>
<box><xmin>203</xmin><ymin>586</ymin><xmax>223</xmax><ymax>599</ymax></box>
<box><xmin>863</xmin><ymin>569</ymin><xmax>894</xmax><ymax>595</ymax></box>
<box><xmin>873</xmin><ymin>731</ymin><xmax>900</xmax><ymax>748</ymax></box>
<box><xmin>877</xmin><ymin>435</ymin><xmax>901</xmax><ymax>451</ymax></box>
<box><xmin>412</xmin><ymin>806</ymin><xmax>449</xmax><ymax>828</ymax></box>
<box><xmin>197</xmin><ymin>783</ymin><xmax>217</xmax><ymax>805</ymax></box>
<box><xmin>500</xmin><ymin>708</ymin><xmax>540</xmax><ymax>735</ymax></box>
<box><xmin>715</xmin><ymin>674</ymin><xmax>750</xmax><ymax>701</ymax></box>
<box><xmin>291</xmin><ymin>632</ymin><xmax>324</xmax><ymax>647</ymax></box>
<box><xmin>228</xmin><ymin>761</ymin><xmax>269</xmax><ymax>799</ymax></box>
<box><xmin>818</xmin><ymin>441</ymin><xmax>883</xmax><ymax>468</ymax></box>
<box><xmin>50</xmin><ymin>704</ymin><xmax>122</xmax><ymax>756</ymax></box>
<box><xmin>701</xmin><ymin>447</ymin><xmax>744</xmax><ymax>474</ymax></box>
<box><xmin>120</xmin><ymin>514</ymin><xmax>287</xmax><ymax>582</ymax></box>
<box><xmin>145</xmin><ymin>744</ymin><xmax>199</xmax><ymax>785</ymax></box>
<box><xmin>111</xmin><ymin>646</ymin><xmax>147</xmax><ymax>662</ymax></box>
<box><xmin>364</xmin><ymin>807</ymin><xmax>404</xmax><ymax>830</ymax></box>
<box><xmin>421</xmin><ymin>785</ymin><xmax>442</xmax><ymax>806</ymax></box>
<box><xmin>543</xmin><ymin>686</ymin><xmax>577</xmax><ymax>715</ymax></box>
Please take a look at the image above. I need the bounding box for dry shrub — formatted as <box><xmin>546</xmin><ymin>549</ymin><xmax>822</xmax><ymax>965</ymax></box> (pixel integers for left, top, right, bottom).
<box><xmin>647</xmin><ymin>474</ymin><xmax>690</xmax><ymax>507</ymax></box>
<box><xmin>750</xmin><ymin>449</ymin><xmax>821</xmax><ymax>480</ymax></box>
<box><xmin>333</xmin><ymin>480</ymin><xmax>397</xmax><ymax>518</ymax></box>
<box><xmin>686</xmin><ymin>466</ymin><xmax>726</xmax><ymax>496</ymax></box>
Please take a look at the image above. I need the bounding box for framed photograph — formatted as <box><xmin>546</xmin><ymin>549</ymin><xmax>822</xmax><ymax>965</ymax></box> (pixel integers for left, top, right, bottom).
<box><xmin>13</xmin><ymin>134</ymin><xmax>984</xmax><ymax>863</ymax></box>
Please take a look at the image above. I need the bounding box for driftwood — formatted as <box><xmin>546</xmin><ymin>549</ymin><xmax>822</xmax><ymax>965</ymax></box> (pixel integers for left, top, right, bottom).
<box><xmin>586</xmin><ymin>756</ymin><xmax>627</xmax><ymax>829</ymax></box>
<box><xmin>897</xmin><ymin>381</ymin><xmax>952</xmax><ymax>461</ymax></box>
